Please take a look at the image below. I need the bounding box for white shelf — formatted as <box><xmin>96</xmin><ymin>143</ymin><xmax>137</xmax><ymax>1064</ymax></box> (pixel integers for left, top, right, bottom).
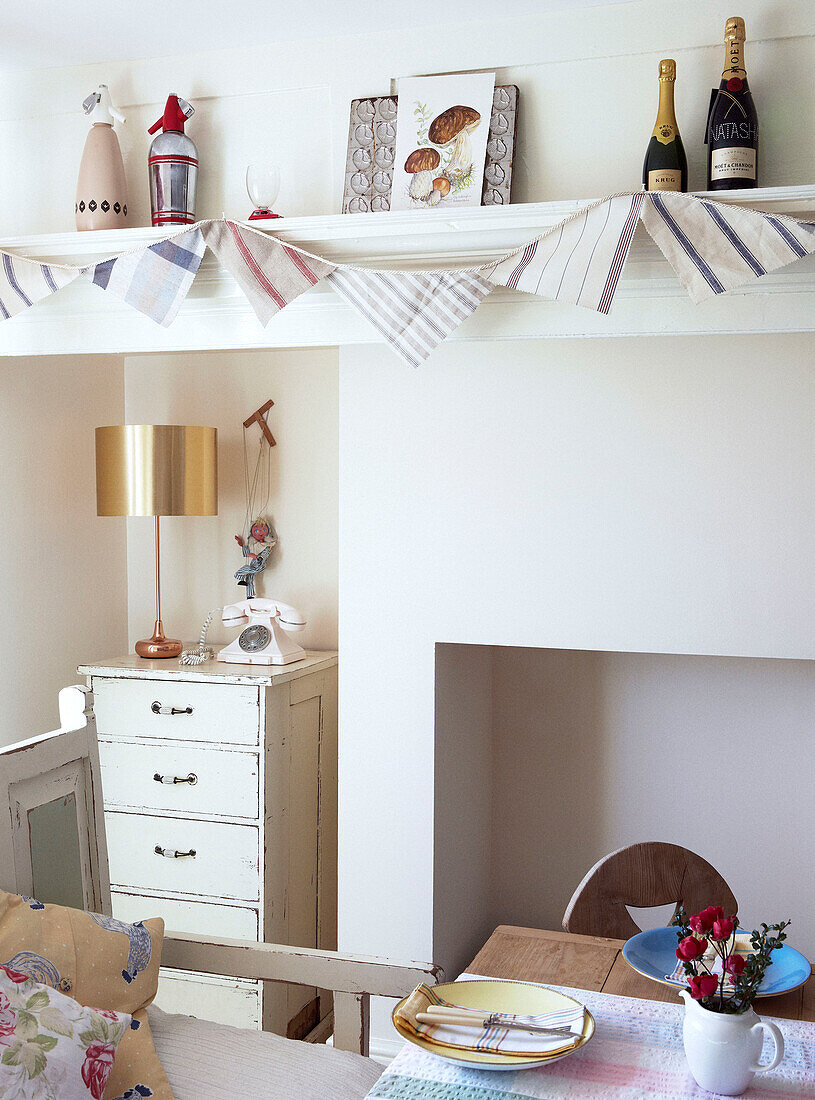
<box><xmin>1</xmin><ymin>186</ymin><xmax>814</xmax><ymax>356</ymax></box>
<box><xmin>3</xmin><ymin>186</ymin><xmax>814</xmax><ymax>269</ymax></box>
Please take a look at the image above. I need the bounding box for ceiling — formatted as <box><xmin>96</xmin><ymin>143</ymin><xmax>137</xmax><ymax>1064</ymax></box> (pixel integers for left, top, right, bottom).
<box><xmin>1</xmin><ymin>0</ymin><xmax>632</xmax><ymax>72</ymax></box>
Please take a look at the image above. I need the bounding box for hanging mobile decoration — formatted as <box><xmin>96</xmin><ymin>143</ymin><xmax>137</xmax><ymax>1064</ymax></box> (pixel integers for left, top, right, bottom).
<box><xmin>235</xmin><ymin>399</ymin><xmax>278</xmax><ymax>598</ymax></box>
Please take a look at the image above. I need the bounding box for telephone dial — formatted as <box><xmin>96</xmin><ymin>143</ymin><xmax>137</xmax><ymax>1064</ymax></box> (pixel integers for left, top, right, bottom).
<box><xmin>218</xmin><ymin>598</ymin><xmax>307</xmax><ymax>665</ymax></box>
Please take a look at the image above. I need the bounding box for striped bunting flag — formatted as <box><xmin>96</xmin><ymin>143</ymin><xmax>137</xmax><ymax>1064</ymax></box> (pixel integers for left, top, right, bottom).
<box><xmin>89</xmin><ymin>228</ymin><xmax>206</xmax><ymax>326</ymax></box>
<box><xmin>482</xmin><ymin>193</ymin><xmax>645</xmax><ymax>313</ymax></box>
<box><xmin>203</xmin><ymin>220</ymin><xmax>335</xmax><ymax>325</ymax></box>
<box><xmin>326</xmin><ymin>267</ymin><xmax>493</xmax><ymax>368</ymax></box>
<box><xmin>0</xmin><ymin>252</ymin><xmax>81</xmax><ymax>320</ymax></box>
<box><xmin>641</xmin><ymin>191</ymin><xmax>815</xmax><ymax>303</ymax></box>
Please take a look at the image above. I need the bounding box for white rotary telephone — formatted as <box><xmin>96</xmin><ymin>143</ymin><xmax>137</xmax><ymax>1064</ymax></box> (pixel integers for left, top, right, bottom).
<box><xmin>219</xmin><ymin>598</ymin><xmax>307</xmax><ymax>665</ymax></box>
<box><xmin>180</xmin><ymin>598</ymin><xmax>307</xmax><ymax>667</ymax></box>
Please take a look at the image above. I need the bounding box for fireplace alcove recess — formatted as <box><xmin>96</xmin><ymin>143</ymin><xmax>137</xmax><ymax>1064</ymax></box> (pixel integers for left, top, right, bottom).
<box><xmin>433</xmin><ymin>643</ymin><xmax>815</xmax><ymax>980</ymax></box>
<box><xmin>2</xmin><ymin>185</ymin><xmax>815</xmax><ymax>357</ymax></box>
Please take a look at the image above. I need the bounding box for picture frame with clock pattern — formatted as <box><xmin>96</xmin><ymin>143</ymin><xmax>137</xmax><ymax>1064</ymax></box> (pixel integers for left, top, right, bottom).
<box><xmin>342</xmin><ymin>84</ymin><xmax>518</xmax><ymax>213</ymax></box>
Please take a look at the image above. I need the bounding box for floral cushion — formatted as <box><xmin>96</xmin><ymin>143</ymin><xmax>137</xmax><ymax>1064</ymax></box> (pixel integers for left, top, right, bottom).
<box><xmin>0</xmin><ymin>962</ymin><xmax>132</xmax><ymax>1099</ymax></box>
<box><xmin>0</xmin><ymin>890</ymin><xmax>172</xmax><ymax>1100</ymax></box>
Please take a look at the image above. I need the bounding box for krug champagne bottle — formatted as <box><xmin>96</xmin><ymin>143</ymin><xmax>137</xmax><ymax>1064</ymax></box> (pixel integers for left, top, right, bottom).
<box><xmin>706</xmin><ymin>16</ymin><xmax>758</xmax><ymax>189</ymax></box>
<box><xmin>643</xmin><ymin>59</ymin><xmax>687</xmax><ymax>192</ymax></box>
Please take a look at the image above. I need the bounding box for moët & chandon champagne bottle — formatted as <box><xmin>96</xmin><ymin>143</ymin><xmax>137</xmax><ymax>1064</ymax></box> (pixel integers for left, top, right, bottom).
<box><xmin>706</xmin><ymin>16</ymin><xmax>758</xmax><ymax>189</ymax></box>
<box><xmin>643</xmin><ymin>59</ymin><xmax>687</xmax><ymax>192</ymax></box>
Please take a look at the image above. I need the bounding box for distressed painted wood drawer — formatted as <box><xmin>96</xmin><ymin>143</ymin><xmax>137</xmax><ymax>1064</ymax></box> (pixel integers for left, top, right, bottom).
<box><xmin>155</xmin><ymin>968</ymin><xmax>261</xmax><ymax>1029</ymax></box>
<box><xmin>99</xmin><ymin>740</ymin><xmax>261</xmax><ymax>820</ymax></box>
<box><xmin>107</xmin><ymin>811</ymin><xmax>260</xmax><ymax>901</ymax></box>
<box><xmin>111</xmin><ymin>889</ymin><xmax>259</xmax><ymax>940</ymax></box>
<box><xmin>93</xmin><ymin>677</ymin><xmax>261</xmax><ymax>745</ymax></box>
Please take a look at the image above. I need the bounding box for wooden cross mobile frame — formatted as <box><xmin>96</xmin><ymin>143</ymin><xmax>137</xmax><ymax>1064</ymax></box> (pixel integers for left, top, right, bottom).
<box><xmin>244</xmin><ymin>398</ymin><xmax>277</xmax><ymax>447</ymax></box>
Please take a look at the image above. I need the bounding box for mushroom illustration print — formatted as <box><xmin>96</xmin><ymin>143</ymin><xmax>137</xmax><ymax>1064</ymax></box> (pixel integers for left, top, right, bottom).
<box><xmin>429</xmin><ymin>105</ymin><xmax>481</xmax><ymax>179</ymax></box>
<box><xmin>405</xmin><ymin>147</ymin><xmax>440</xmax><ymax>201</ymax></box>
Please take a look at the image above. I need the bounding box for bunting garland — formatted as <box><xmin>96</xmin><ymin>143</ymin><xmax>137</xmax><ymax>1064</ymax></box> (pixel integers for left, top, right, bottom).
<box><xmin>202</xmin><ymin>220</ymin><xmax>335</xmax><ymax>325</ymax></box>
<box><xmin>88</xmin><ymin>228</ymin><xmax>206</xmax><ymax>326</ymax></box>
<box><xmin>327</xmin><ymin>267</ymin><xmax>492</xmax><ymax>368</ymax></box>
<box><xmin>483</xmin><ymin>193</ymin><xmax>645</xmax><ymax>314</ymax></box>
<box><xmin>640</xmin><ymin>191</ymin><xmax>815</xmax><ymax>303</ymax></box>
<box><xmin>0</xmin><ymin>192</ymin><xmax>813</xmax><ymax>365</ymax></box>
<box><xmin>0</xmin><ymin>252</ymin><xmax>81</xmax><ymax>320</ymax></box>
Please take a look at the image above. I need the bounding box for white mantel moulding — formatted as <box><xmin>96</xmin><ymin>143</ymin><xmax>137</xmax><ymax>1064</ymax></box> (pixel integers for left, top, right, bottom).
<box><xmin>1</xmin><ymin>186</ymin><xmax>814</xmax><ymax>357</ymax></box>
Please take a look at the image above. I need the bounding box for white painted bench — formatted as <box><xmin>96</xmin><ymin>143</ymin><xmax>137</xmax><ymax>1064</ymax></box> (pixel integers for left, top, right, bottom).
<box><xmin>0</xmin><ymin>686</ymin><xmax>437</xmax><ymax>1095</ymax></box>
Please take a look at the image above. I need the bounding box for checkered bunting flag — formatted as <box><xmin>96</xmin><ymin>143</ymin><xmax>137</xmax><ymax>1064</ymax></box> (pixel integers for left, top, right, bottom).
<box><xmin>0</xmin><ymin>252</ymin><xmax>81</xmax><ymax>320</ymax></box>
<box><xmin>482</xmin><ymin>193</ymin><xmax>645</xmax><ymax>314</ymax></box>
<box><xmin>203</xmin><ymin>220</ymin><xmax>335</xmax><ymax>325</ymax></box>
<box><xmin>327</xmin><ymin>267</ymin><xmax>493</xmax><ymax>368</ymax></box>
<box><xmin>89</xmin><ymin>228</ymin><xmax>206</xmax><ymax>326</ymax></box>
<box><xmin>641</xmin><ymin>190</ymin><xmax>815</xmax><ymax>304</ymax></box>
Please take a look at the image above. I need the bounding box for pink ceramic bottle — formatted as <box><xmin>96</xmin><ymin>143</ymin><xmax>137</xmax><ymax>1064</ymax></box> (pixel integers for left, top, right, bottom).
<box><xmin>76</xmin><ymin>85</ymin><xmax>128</xmax><ymax>231</ymax></box>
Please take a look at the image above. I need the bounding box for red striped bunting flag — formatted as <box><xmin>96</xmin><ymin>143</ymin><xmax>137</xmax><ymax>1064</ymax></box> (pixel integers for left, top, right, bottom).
<box><xmin>482</xmin><ymin>193</ymin><xmax>645</xmax><ymax>313</ymax></box>
<box><xmin>203</xmin><ymin>220</ymin><xmax>335</xmax><ymax>325</ymax></box>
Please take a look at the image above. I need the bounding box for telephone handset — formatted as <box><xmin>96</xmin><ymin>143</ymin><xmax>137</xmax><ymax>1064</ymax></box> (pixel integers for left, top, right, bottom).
<box><xmin>219</xmin><ymin>598</ymin><xmax>307</xmax><ymax>666</ymax></box>
<box><xmin>179</xmin><ymin>598</ymin><xmax>307</xmax><ymax>667</ymax></box>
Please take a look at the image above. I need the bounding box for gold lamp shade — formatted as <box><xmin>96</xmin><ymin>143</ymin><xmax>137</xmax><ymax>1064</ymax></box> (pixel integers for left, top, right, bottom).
<box><xmin>95</xmin><ymin>425</ymin><xmax>218</xmax><ymax>659</ymax></box>
<box><xmin>95</xmin><ymin>425</ymin><xmax>218</xmax><ymax>517</ymax></box>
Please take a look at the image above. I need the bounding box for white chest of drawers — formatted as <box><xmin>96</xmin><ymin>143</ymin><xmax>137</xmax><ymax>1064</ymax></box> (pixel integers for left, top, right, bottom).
<box><xmin>78</xmin><ymin>650</ymin><xmax>338</xmax><ymax>1038</ymax></box>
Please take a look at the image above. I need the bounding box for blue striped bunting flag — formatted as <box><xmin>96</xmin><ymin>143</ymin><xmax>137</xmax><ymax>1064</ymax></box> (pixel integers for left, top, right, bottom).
<box><xmin>482</xmin><ymin>193</ymin><xmax>645</xmax><ymax>313</ymax></box>
<box><xmin>0</xmin><ymin>252</ymin><xmax>81</xmax><ymax>320</ymax></box>
<box><xmin>641</xmin><ymin>191</ymin><xmax>815</xmax><ymax>303</ymax></box>
<box><xmin>89</xmin><ymin>228</ymin><xmax>206</xmax><ymax>326</ymax></box>
<box><xmin>326</xmin><ymin>267</ymin><xmax>493</xmax><ymax>368</ymax></box>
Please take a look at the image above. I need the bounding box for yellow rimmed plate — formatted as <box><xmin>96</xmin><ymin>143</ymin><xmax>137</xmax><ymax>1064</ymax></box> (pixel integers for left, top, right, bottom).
<box><xmin>392</xmin><ymin>979</ymin><xmax>595</xmax><ymax>1072</ymax></box>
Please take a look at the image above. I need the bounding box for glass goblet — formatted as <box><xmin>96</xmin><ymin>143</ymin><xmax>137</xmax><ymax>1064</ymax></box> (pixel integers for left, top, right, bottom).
<box><xmin>246</xmin><ymin>164</ymin><xmax>282</xmax><ymax>220</ymax></box>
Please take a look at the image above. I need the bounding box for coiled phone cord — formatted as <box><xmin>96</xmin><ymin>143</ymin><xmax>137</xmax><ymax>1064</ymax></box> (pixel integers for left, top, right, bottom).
<box><xmin>179</xmin><ymin>608</ymin><xmax>221</xmax><ymax>665</ymax></box>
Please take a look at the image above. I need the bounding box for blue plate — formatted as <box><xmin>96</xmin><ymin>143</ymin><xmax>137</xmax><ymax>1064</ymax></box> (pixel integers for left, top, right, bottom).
<box><xmin>622</xmin><ymin>926</ymin><xmax>811</xmax><ymax>998</ymax></box>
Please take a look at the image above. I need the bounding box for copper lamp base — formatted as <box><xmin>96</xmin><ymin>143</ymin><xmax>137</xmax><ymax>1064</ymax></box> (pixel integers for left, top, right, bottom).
<box><xmin>135</xmin><ymin>621</ymin><xmax>182</xmax><ymax>660</ymax></box>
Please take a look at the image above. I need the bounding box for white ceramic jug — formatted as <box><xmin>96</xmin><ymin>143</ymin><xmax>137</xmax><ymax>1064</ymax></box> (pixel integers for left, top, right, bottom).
<box><xmin>679</xmin><ymin>989</ymin><xmax>784</xmax><ymax>1096</ymax></box>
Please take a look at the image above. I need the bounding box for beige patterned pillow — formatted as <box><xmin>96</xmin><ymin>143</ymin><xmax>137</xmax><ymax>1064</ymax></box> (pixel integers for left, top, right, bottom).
<box><xmin>0</xmin><ymin>961</ymin><xmax>132</xmax><ymax>1098</ymax></box>
<box><xmin>0</xmin><ymin>890</ymin><xmax>173</xmax><ymax>1100</ymax></box>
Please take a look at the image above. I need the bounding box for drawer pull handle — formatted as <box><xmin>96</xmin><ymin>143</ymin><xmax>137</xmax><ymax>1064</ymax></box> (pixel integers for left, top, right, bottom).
<box><xmin>151</xmin><ymin>701</ymin><xmax>193</xmax><ymax>716</ymax></box>
<box><xmin>153</xmin><ymin>772</ymin><xmax>198</xmax><ymax>786</ymax></box>
<box><xmin>154</xmin><ymin>846</ymin><xmax>197</xmax><ymax>859</ymax></box>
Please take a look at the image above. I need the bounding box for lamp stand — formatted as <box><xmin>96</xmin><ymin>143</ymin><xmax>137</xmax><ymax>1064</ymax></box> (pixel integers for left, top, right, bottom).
<box><xmin>135</xmin><ymin>516</ymin><xmax>182</xmax><ymax>659</ymax></box>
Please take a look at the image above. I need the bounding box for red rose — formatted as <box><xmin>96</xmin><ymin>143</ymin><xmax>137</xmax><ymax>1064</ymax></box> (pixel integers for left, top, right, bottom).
<box><xmin>676</xmin><ymin>935</ymin><xmax>708</xmax><ymax>961</ymax></box>
<box><xmin>689</xmin><ymin>906</ymin><xmax>723</xmax><ymax>934</ymax></box>
<box><xmin>725</xmin><ymin>953</ymin><xmax>746</xmax><ymax>977</ymax></box>
<box><xmin>0</xmin><ymin>964</ymin><xmax>30</xmax><ymax>984</ymax></box>
<box><xmin>0</xmin><ymin>992</ymin><xmax>17</xmax><ymax>1042</ymax></box>
<box><xmin>711</xmin><ymin>917</ymin><xmax>736</xmax><ymax>941</ymax></box>
<box><xmin>98</xmin><ymin>1009</ymin><xmax>121</xmax><ymax>1021</ymax></box>
<box><xmin>688</xmin><ymin>974</ymin><xmax>719</xmax><ymax>1000</ymax></box>
<box><xmin>81</xmin><ymin>1040</ymin><xmax>116</xmax><ymax>1100</ymax></box>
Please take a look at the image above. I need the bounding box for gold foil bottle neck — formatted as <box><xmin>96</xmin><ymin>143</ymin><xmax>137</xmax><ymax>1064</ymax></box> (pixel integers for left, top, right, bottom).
<box><xmin>725</xmin><ymin>16</ymin><xmax>746</xmax><ymax>42</ymax></box>
<box><xmin>658</xmin><ymin>58</ymin><xmax>677</xmax><ymax>81</ymax></box>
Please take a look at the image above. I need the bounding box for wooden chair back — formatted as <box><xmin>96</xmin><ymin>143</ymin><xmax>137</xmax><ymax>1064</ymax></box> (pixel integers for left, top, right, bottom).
<box><xmin>562</xmin><ymin>842</ymin><xmax>738</xmax><ymax>939</ymax></box>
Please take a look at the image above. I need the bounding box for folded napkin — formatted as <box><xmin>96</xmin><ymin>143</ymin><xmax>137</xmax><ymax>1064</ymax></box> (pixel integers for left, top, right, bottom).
<box><xmin>395</xmin><ymin>982</ymin><xmax>585</xmax><ymax>1057</ymax></box>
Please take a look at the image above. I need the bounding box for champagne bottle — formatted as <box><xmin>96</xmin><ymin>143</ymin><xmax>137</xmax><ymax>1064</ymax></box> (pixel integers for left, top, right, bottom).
<box><xmin>706</xmin><ymin>16</ymin><xmax>758</xmax><ymax>189</ymax></box>
<box><xmin>643</xmin><ymin>59</ymin><xmax>687</xmax><ymax>192</ymax></box>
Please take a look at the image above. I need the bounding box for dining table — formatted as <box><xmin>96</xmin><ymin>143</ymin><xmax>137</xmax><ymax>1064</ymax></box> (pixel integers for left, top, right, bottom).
<box><xmin>367</xmin><ymin>925</ymin><xmax>815</xmax><ymax>1099</ymax></box>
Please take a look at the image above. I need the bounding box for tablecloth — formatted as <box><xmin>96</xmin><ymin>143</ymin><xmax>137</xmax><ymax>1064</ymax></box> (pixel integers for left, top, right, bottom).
<box><xmin>368</xmin><ymin>975</ymin><xmax>815</xmax><ymax>1099</ymax></box>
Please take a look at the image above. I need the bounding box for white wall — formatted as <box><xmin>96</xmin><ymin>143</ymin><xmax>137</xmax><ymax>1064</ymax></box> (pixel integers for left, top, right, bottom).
<box><xmin>122</xmin><ymin>350</ymin><xmax>338</xmax><ymax>651</ymax></box>
<box><xmin>339</xmin><ymin>331</ymin><xmax>815</xmax><ymax>993</ymax></box>
<box><xmin>0</xmin><ymin>0</ymin><xmax>813</xmax><ymax>235</ymax></box>
<box><xmin>0</xmin><ymin>354</ymin><xmax>127</xmax><ymax>745</ymax></box>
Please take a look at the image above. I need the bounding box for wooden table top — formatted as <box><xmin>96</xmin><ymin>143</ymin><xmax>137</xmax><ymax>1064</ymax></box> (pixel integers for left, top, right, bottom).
<box><xmin>468</xmin><ymin>926</ymin><xmax>815</xmax><ymax>1023</ymax></box>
